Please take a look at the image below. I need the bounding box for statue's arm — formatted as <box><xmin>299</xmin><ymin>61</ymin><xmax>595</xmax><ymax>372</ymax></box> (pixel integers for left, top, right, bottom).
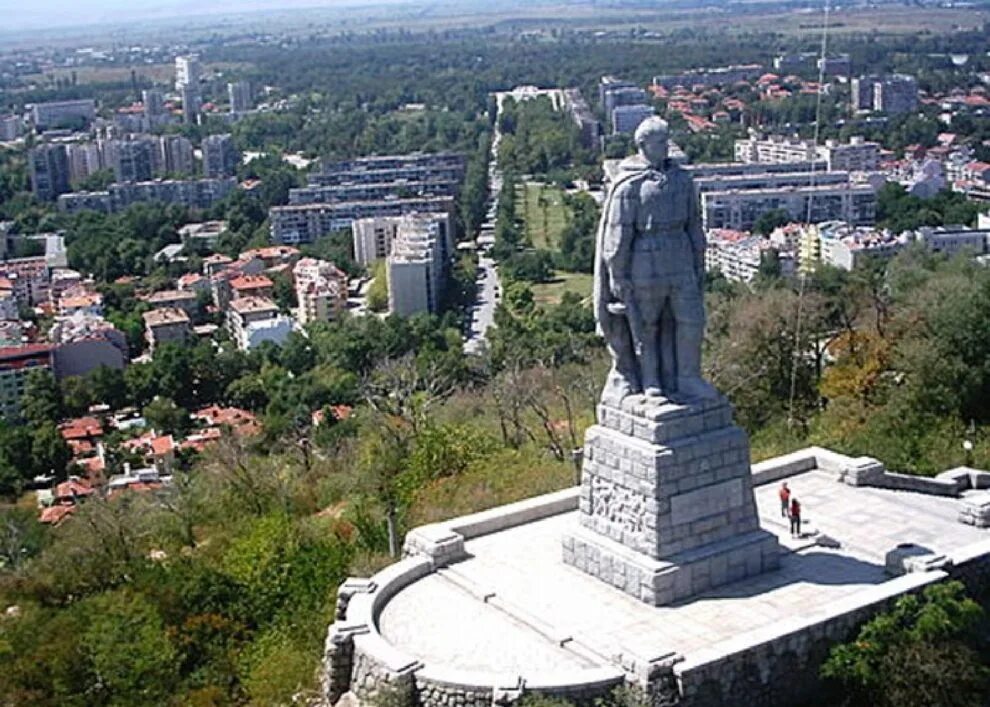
<box><xmin>686</xmin><ymin>178</ymin><xmax>705</xmax><ymax>288</ymax></box>
<box><xmin>603</xmin><ymin>185</ymin><xmax>635</xmax><ymax>300</ymax></box>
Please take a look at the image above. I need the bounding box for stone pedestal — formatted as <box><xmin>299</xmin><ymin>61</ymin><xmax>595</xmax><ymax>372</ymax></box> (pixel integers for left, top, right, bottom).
<box><xmin>562</xmin><ymin>394</ymin><xmax>780</xmax><ymax>605</ymax></box>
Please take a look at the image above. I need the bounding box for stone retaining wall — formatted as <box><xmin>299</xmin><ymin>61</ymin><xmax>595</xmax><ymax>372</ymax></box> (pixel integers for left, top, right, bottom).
<box><xmin>670</xmin><ymin>538</ymin><xmax>990</xmax><ymax>707</ymax></box>
<box><xmin>322</xmin><ymin>452</ymin><xmax>990</xmax><ymax>707</ymax></box>
<box><xmin>321</xmin><ymin>490</ymin><xmax>629</xmax><ymax>707</ymax></box>
<box><xmin>752</xmin><ymin>447</ymin><xmax>990</xmax><ymax>499</ymax></box>
<box><xmin>674</xmin><ymin>571</ymin><xmax>943</xmax><ymax>707</ymax></box>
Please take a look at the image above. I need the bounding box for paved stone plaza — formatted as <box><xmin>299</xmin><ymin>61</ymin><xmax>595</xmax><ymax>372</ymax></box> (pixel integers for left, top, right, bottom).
<box><xmin>379</xmin><ymin>468</ymin><xmax>988</xmax><ymax>676</ymax></box>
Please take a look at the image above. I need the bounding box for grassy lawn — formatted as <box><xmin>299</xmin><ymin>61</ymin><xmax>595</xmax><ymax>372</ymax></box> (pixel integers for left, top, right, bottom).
<box><xmin>531</xmin><ymin>271</ymin><xmax>594</xmax><ymax>307</ymax></box>
<box><xmin>517</xmin><ymin>181</ymin><xmax>568</xmax><ymax>250</ymax></box>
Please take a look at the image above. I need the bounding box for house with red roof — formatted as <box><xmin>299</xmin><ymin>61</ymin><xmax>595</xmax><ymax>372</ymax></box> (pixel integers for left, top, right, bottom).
<box><xmin>193</xmin><ymin>405</ymin><xmax>262</xmax><ymax>438</ymax></box>
<box><xmin>963</xmin><ymin>161</ymin><xmax>990</xmax><ymax>184</ymax></box>
<box><xmin>122</xmin><ymin>431</ymin><xmax>177</xmax><ymax>474</ymax></box>
<box><xmin>40</xmin><ymin>504</ymin><xmax>76</xmax><ymax>525</ymax></box>
<box><xmin>53</xmin><ymin>477</ymin><xmax>96</xmax><ymax>503</ymax></box>
<box><xmin>59</xmin><ymin>416</ymin><xmax>103</xmax><ymax>442</ymax></box>
<box><xmin>229</xmin><ymin>274</ymin><xmax>275</xmax><ymax>301</ymax></box>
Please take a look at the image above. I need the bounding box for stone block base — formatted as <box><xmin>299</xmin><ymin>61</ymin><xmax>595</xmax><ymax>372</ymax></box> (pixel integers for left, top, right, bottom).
<box><xmin>562</xmin><ymin>523</ymin><xmax>780</xmax><ymax>606</ymax></box>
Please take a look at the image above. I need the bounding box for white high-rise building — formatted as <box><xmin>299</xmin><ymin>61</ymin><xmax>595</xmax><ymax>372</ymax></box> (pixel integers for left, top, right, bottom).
<box><xmin>352</xmin><ymin>212</ymin><xmax>453</xmax><ymax>268</ymax></box>
<box><xmin>386</xmin><ymin>217</ymin><xmax>447</xmax><ymax>316</ymax></box>
<box><xmin>176</xmin><ymin>55</ymin><xmax>203</xmax><ymax>125</ymax></box>
<box><xmin>734</xmin><ymin>133</ymin><xmax>880</xmax><ymax>172</ymax></box>
<box><xmin>175</xmin><ymin>55</ymin><xmax>202</xmax><ymax>91</ymax></box>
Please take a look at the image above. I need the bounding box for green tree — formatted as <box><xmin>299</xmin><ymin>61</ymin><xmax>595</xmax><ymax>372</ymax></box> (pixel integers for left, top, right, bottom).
<box><xmin>21</xmin><ymin>369</ymin><xmax>63</xmax><ymax>425</ymax></box>
<box><xmin>0</xmin><ymin>422</ymin><xmax>34</xmax><ymax>497</ymax></box>
<box><xmin>752</xmin><ymin>208</ymin><xmax>790</xmax><ymax>236</ymax></box>
<box><xmin>0</xmin><ymin>506</ymin><xmax>47</xmax><ymax>570</ymax></box>
<box><xmin>822</xmin><ymin>581</ymin><xmax>987</xmax><ymax>707</ymax></box>
<box><xmin>81</xmin><ymin>591</ymin><xmax>180</xmax><ymax>705</ymax></box>
<box><xmin>143</xmin><ymin>396</ymin><xmax>190</xmax><ymax>436</ymax></box>
<box><xmin>31</xmin><ymin>422</ymin><xmax>72</xmax><ymax>480</ymax></box>
<box><xmin>61</xmin><ymin>376</ymin><xmax>94</xmax><ymax>417</ymax></box>
<box><xmin>502</xmin><ymin>250</ymin><xmax>555</xmax><ymax>283</ymax></box>
<box><xmin>88</xmin><ymin>366</ymin><xmax>129</xmax><ymax>411</ymax></box>
<box><xmin>367</xmin><ymin>261</ymin><xmax>388</xmax><ymax>312</ymax></box>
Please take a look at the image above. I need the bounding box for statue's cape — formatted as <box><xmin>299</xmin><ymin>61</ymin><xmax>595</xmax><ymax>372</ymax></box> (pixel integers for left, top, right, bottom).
<box><xmin>593</xmin><ymin>156</ymin><xmax>652</xmax><ymax>336</ymax></box>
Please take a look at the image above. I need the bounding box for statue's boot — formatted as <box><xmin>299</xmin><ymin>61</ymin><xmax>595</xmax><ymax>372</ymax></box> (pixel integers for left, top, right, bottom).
<box><xmin>639</xmin><ymin>337</ymin><xmax>664</xmax><ymax>397</ymax></box>
<box><xmin>675</xmin><ymin>323</ymin><xmax>718</xmax><ymax>401</ymax></box>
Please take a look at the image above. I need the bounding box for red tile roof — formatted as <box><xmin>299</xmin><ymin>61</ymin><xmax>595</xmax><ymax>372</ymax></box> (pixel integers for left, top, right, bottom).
<box><xmin>150</xmin><ymin>435</ymin><xmax>175</xmax><ymax>456</ymax></box>
<box><xmin>40</xmin><ymin>504</ymin><xmax>76</xmax><ymax>525</ymax></box>
<box><xmin>59</xmin><ymin>416</ymin><xmax>104</xmax><ymax>441</ymax></box>
<box><xmin>54</xmin><ymin>478</ymin><xmax>95</xmax><ymax>500</ymax></box>
<box><xmin>229</xmin><ymin>274</ymin><xmax>274</xmax><ymax>292</ymax></box>
<box><xmin>75</xmin><ymin>456</ymin><xmax>106</xmax><ymax>478</ymax></box>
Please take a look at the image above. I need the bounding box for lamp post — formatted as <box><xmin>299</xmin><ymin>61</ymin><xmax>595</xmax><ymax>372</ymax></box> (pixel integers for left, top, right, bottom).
<box><xmin>571</xmin><ymin>447</ymin><xmax>584</xmax><ymax>486</ymax></box>
<box><xmin>963</xmin><ymin>439</ymin><xmax>974</xmax><ymax>468</ymax></box>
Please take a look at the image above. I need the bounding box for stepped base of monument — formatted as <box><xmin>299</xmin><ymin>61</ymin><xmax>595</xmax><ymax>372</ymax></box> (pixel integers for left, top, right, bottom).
<box><xmin>562</xmin><ymin>523</ymin><xmax>780</xmax><ymax>606</ymax></box>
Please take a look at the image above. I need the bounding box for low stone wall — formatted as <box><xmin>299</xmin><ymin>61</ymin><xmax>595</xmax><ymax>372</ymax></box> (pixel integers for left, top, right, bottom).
<box><xmin>948</xmin><ymin>538</ymin><xmax>990</xmax><ymax>598</ymax></box>
<box><xmin>675</xmin><ymin>571</ymin><xmax>946</xmax><ymax>707</ymax></box>
<box><xmin>322</xmin><ymin>490</ymin><xmax>628</xmax><ymax>707</ymax></box>
<box><xmin>752</xmin><ymin>446</ymin><xmax>990</xmax><ymax>500</ymax></box>
<box><xmin>669</xmin><ymin>537</ymin><xmax>990</xmax><ymax>707</ymax></box>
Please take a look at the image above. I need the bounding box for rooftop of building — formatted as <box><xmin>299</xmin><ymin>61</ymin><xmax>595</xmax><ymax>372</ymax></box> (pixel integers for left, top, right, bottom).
<box><xmin>59</xmin><ymin>292</ymin><xmax>102</xmax><ymax>309</ymax></box>
<box><xmin>240</xmin><ymin>245</ymin><xmax>301</xmax><ymax>261</ymax></box>
<box><xmin>59</xmin><ymin>416</ymin><xmax>103</xmax><ymax>441</ymax></box>
<box><xmin>146</xmin><ymin>289</ymin><xmax>197</xmax><ymax>303</ymax></box>
<box><xmin>177</xmin><ymin>273</ymin><xmax>206</xmax><ymax>288</ymax></box>
<box><xmin>229</xmin><ymin>274</ymin><xmax>274</xmax><ymax>291</ymax></box>
<box><xmin>228</xmin><ymin>295</ymin><xmax>279</xmax><ymax>315</ymax></box>
<box><xmin>0</xmin><ymin>343</ymin><xmax>54</xmax><ymax>362</ymax></box>
<box><xmin>204</xmin><ymin>254</ymin><xmax>233</xmax><ymax>265</ymax></box>
<box><xmin>193</xmin><ymin>405</ymin><xmax>260</xmax><ymax>435</ymax></box>
<box><xmin>54</xmin><ymin>478</ymin><xmax>96</xmax><ymax>499</ymax></box>
<box><xmin>142</xmin><ymin>308</ymin><xmax>190</xmax><ymax>326</ymax></box>
<box><xmin>178</xmin><ymin>220</ymin><xmax>228</xmax><ymax>236</ymax></box>
<box><xmin>271</xmin><ymin>195</ymin><xmax>455</xmax><ymax>213</ymax></box>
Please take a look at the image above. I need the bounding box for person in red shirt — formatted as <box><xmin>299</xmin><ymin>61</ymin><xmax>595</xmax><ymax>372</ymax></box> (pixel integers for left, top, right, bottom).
<box><xmin>778</xmin><ymin>482</ymin><xmax>791</xmax><ymax>518</ymax></box>
<box><xmin>789</xmin><ymin>497</ymin><xmax>802</xmax><ymax>537</ymax></box>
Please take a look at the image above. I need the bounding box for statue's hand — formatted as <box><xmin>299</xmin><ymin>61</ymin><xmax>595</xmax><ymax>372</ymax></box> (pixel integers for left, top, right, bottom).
<box><xmin>610</xmin><ymin>278</ymin><xmax>634</xmax><ymax>303</ymax></box>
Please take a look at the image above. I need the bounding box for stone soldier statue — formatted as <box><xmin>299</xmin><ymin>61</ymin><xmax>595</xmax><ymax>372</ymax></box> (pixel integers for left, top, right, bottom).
<box><xmin>593</xmin><ymin>117</ymin><xmax>717</xmax><ymax>404</ymax></box>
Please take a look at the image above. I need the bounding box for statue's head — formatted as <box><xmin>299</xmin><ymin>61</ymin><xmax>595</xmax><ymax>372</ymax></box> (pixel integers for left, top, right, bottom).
<box><xmin>634</xmin><ymin>116</ymin><xmax>669</xmax><ymax>167</ymax></box>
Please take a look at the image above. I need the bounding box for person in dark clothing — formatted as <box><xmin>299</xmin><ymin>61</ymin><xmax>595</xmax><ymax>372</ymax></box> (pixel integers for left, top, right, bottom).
<box><xmin>789</xmin><ymin>497</ymin><xmax>801</xmax><ymax>537</ymax></box>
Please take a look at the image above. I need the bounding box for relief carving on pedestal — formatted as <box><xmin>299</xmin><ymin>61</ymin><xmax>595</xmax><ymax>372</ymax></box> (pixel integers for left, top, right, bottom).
<box><xmin>591</xmin><ymin>476</ymin><xmax>647</xmax><ymax>536</ymax></box>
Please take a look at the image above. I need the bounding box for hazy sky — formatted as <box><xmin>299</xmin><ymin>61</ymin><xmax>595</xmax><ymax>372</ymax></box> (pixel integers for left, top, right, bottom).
<box><xmin>1</xmin><ymin>0</ymin><xmax>421</xmax><ymax>31</ymax></box>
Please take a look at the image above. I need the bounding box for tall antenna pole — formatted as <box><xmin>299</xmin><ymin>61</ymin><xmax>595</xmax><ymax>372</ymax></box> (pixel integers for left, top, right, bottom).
<box><xmin>787</xmin><ymin>0</ymin><xmax>830</xmax><ymax>428</ymax></box>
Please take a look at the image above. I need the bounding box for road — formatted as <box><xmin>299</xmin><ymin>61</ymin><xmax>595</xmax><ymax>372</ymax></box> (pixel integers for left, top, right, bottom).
<box><xmin>464</xmin><ymin>253</ymin><xmax>500</xmax><ymax>355</ymax></box>
<box><xmin>463</xmin><ymin>98</ymin><xmax>506</xmax><ymax>355</ymax></box>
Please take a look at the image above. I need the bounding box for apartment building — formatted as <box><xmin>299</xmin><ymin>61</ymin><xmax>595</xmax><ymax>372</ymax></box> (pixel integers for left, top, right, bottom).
<box><xmin>227</xmin><ymin>296</ymin><xmax>293</xmax><ymax>351</ymax></box>
<box><xmin>31</xmin><ymin>99</ymin><xmax>95</xmax><ymax>130</ymax></box>
<box><xmin>386</xmin><ymin>217</ymin><xmax>447</xmax><ymax>316</ymax></box>
<box><xmin>351</xmin><ymin>212</ymin><xmax>453</xmax><ymax>268</ymax></box>
<box><xmin>0</xmin><ymin>344</ymin><xmax>54</xmax><ymax>419</ymax></box>
<box><xmin>700</xmin><ymin>182</ymin><xmax>877</xmax><ymax>231</ymax></box>
<box><xmin>293</xmin><ymin>258</ymin><xmax>348</xmax><ymax>325</ymax></box>
<box><xmin>270</xmin><ymin>196</ymin><xmax>455</xmax><ymax>245</ymax></box>
<box><xmin>143</xmin><ymin>308</ymin><xmax>192</xmax><ymax>352</ymax></box>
